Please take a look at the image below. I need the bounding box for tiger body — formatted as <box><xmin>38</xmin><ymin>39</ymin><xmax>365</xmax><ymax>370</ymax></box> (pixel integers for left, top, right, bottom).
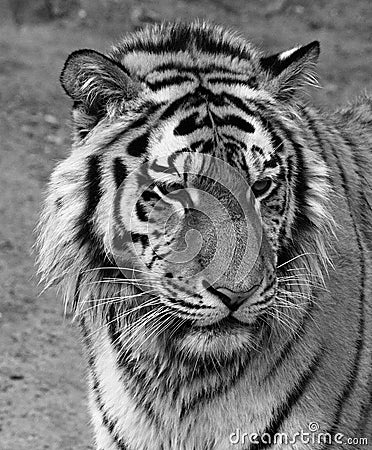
<box><xmin>37</xmin><ymin>23</ymin><xmax>372</xmax><ymax>449</ymax></box>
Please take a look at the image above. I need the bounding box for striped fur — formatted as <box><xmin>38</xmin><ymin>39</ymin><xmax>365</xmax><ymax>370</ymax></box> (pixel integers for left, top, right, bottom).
<box><xmin>37</xmin><ymin>22</ymin><xmax>372</xmax><ymax>449</ymax></box>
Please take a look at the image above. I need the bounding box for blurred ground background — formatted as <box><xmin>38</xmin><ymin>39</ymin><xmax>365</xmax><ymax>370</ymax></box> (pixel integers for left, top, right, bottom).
<box><xmin>0</xmin><ymin>0</ymin><xmax>371</xmax><ymax>449</ymax></box>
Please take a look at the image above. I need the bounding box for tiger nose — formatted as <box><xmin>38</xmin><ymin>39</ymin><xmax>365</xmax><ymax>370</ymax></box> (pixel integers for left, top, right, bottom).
<box><xmin>203</xmin><ymin>281</ymin><xmax>260</xmax><ymax>311</ymax></box>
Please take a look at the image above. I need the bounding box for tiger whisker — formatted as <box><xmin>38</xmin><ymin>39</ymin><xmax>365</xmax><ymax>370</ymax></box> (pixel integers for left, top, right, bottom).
<box><xmin>282</xmin><ymin>282</ymin><xmax>329</xmax><ymax>292</ymax></box>
<box><xmin>82</xmin><ymin>279</ymin><xmax>160</xmax><ymax>286</ymax></box>
<box><xmin>110</xmin><ymin>306</ymin><xmax>163</xmax><ymax>346</ymax></box>
<box><xmin>266</xmin><ymin>309</ymin><xmax>299</xmax><ymax>339</ymax></box>
<box><xmin>82</xmin><ymin>290</ymin><xmax>157</xmax><ymax>303</ymax></box>
<box><xmin>275</xmin><ymin>299</ymin><xmax>308</xmax><ymax>312</ymax></box>
<box><xmin>284</xmin><ymin>267</ymin><xmax>323</xmax><ymax>278</ymax></box>
<box><xmin>277</xmin><ymin>274</ymin><xmax>322</xmax><ymax>284</ymax></box>
<box><xmin>76</xmin><ymin>294</ymin><xmax>160</xmax><ymax>317</ymax></box>
<box><xmin>84</xmin><ymin>301</ymin><xmax>161</xmax><ymax>342</ymax></box>
<box><xmin>277</xmin><ymin>252</ymin><xmax>318</xmax><ymax>268</ymax></box>
<box><xmin>135</xmin><ymin>309</ymin><xmax>176</xmax><ymax>356</ymax></box>
<box><xmin>99</xmin><ymin>309</ymin><xmax>163</xmax><ymax>362</ymax></box>
<box><xmin>82</xmin><ymin>266</ymin><xmax>154</xmax><ymax>276</ymax></box>
<box><xmin>119</xmin><ymin>308</ymin><xmax>171</xmax><ymax>359</ymax></box>
<box><xmin>276</xmin><ymin>292</ymin><xmax>311</xmax><ymax>303</ymax></box>
<box><xmin>166</xmin><ymin>316</ymin><xmax>187</xmax><ymax>344</ymax></box>
<box><xmin>268</xmin><ymin>308</ymin><xmax>301</xmax><ymax>336</ymax></box>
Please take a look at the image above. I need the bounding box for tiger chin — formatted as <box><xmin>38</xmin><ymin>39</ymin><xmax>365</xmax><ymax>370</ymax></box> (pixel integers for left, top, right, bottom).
<box><xmin>37</xmin><ymin>21</ymin><xmax>371</xmax><ymax>450</ymax></box>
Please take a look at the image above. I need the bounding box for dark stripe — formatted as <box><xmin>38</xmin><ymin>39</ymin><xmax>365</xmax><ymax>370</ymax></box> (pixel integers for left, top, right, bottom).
<box><xmin>189</xmin><ymin>140</ymin><xmax>204</xmax><ymax>152</ymax></box>
<box><xmin>55</xmin><ymin>197</ymin><xmax>63</xmax><ymax>209</ymax></box>
<box><xmin>126</xmin><ymin>24</ymin><xmax>252</xmax><ymax>60</ymax></box>
<box><xmin>174</xmin><ymin>112</ymin><xmax>200</xmax><ymax>136</ymax></box>
<box><xmin>80</xmin><ymin>319</ymin><xmax>128</xmax><ymax>450</ymax></box>
<box><xmin>167</xmin><ymin>147</ymin><xmax>191</xmax><ymax>169</ymax></box>
<box><xmin>260</xmin><ymin>279</ymin><xmax>276</xmax><ymax>297</ymax></box>
<box><xmin>200</xmin><ymin>138</ymin><xmax>214</xmax><ymax>154</ymax></box>
<box><xmin>276</xmin><ymin>154</ymin><xmax>290</xmax><ymax>242</ymax></box>
<box><xmin>173</xmin><ymin>111</ymin><xmax>218</xmax><ymax>136</ymax></box>
<box><xmin>107</xmin><ymin>115</ymin><xmax>147</xmax><ymax>147</ymax></box>
<box><xmin>357</xmin><ymin>372</ymin><xmax>372</xmax><ymax>434</ymax></box>
<box><xmin>222</xmin><ymin>133</ymin><xmax>246</xmax><ymax>148</ymax></box>
<box><xmin>262</xmin><ymin>301</ymin><xmax>314</xmax><ymax>383</ymax></box>
<box><xmin>299</xmin><ymin>107</ymin><xmax>330</xmax><ymax>164</ymax></box>
<box><xmin>106</xmin><ymin>102</ymin><xmax>161</xmax><ymax>147</ymax></box>
<box><xmin>223</xmin><ymin>92</ymin><xmax>257</xmax><ymax>118</ymax></box>
<box><xmin>141</xmin><ymin>188</ymin><xmax>161</xmax><ymax>203</ymax></box>
<box><xmin>251</xmin><ymin>145</ymin><xmax>265</xmax><ymax>157</ymax></box>
<box><xmin>131</xmin><ymin>232</ymin><xmax>149</xmax><ymax>248</ymax></box>
<box><xmin>264</xmin><ymin>186</ymin><xmax>285</xmax><ymax>215</ymax></box>
<box><xmin>224</xmin><ymin>96</ymin><xmax>289</xmax><ymax>177</ymax></box>
<box><xmin>207</xmin><ymin>76</ymin><xmax>257</xmax><ymax>88</ymax></box>
<box><xmin>263</xmin><ymin>152</ymin><xmax>280</xmax><ymax>169</ymax></box>
<box><xmin>221</xmin><ymin>114</ymin><xmax>255</xmax><ymax>133</ymax></box>
<box><xmin>193</xmin><ymin>85</ymin><xmax>226</xmax><ymax>107</ymax></box>
<box><xmin>158</xmin><ymin>86</ymin><xmax>224</xmax><ymax>123</ymax></box>
<box><xmin>339</xmin><ymin>134</ymin><xmax>372</xmax><ymax>250</ymax></box>
<box><xmin>321</xmin><ymin>157</ymin><xmax>366</xmax><ymax>448</ymax></box>
<box><xmin>135</xmin><ymin>200</ymin><xmax>148</xmax><ymax>222</ymax></box>
<box><xmin>113</xmin><ymin>157</ymin><xmax>128</xmax><ymax>188</ymax></box>
<box><xmin>249</xmin><ymin>346</ymin><xmax>324</xmax><ymax>449</ymax></box>
<box><xmin>85</xmin><ymin>155</ymin><xmax>101</xmax><ymax>214</ymax></box>
<box><xmin>149</xmin><ymin>61</ymin><xmax>249</xmax><ymax>76</ymax></box>
<box><xmin>157</xmin><ymin>92</ymin><xmax>194</xmax><ymax>123</ymax></box>
<box><xmin>72</xmin><ymin>273</ymin><xmax>84</xmax><ymax>311</ymax></box>
<box><xmin>127</xmin><ymin>132</ymin><xmax>150</xmax><ymax>157</ymax></box>
<box><xmin>77</xmin><ymin>155</ymin><xmax>102</xmax><ymax>245</ymax></box>
<box><xmin>259</xmin><ymin>112</ymin><xmax>306</xmax><ymax>243</ymax></box>
<box><xmin>147</xmin><ymin>75</ymin><xmax>194</xmax><ymax>91</ymax></box>
<box><xmin>263</xmin><ymin>118</ymin><xmax>284</xmax><ymax>153</ymax></box>
<box><xmin>146</xmin><ymin>252</ymin><xmax>158</xmax><ymax>270</ymax></box>
<box><xmin>165</xmin><ymin>294</ymin><xmax>211</xmax><ymax>311</ymax></box>
<box><xmin>252</xmin><ymin>110</ymin><xmax>296</xmax><ymax>243</ymax></box>
<box><xmin>107</xmin><ymin>310</ymin><xmax>163</xmax><ymax>428</ymax></box>
<box><xmin>157</xmin><ymin>85</ymin><xmax>227</xmax><ymax>124</ymax></box>
<box><xmin>178</xmin><ymin>359</ymin><xmax>251</xmax><ymax>419</ymax></box>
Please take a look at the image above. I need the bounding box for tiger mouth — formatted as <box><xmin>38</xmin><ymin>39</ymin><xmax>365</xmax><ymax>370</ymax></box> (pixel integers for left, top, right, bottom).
<box><xmin>193</xmin><ymin>315</ymin><xmax>254</xmax><ymax>333</ymax></box>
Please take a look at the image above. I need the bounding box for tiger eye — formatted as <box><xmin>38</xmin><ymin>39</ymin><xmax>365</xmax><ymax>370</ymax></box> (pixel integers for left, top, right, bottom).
<box><xmin>251</xmin><ymin>178</ymin><xmax>272</xmax><ymax>197</ymax></box>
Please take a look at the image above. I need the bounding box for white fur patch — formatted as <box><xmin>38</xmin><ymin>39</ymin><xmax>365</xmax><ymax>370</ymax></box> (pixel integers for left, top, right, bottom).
<box><xmin>278</xmin><ymin>46</ymin><xmax>300</xmax><ymax>61</ymax></box>
<box><xmin>93</xmin><ymin>327</ymin><xmax>157</xmax><ymax>450</ymax></box>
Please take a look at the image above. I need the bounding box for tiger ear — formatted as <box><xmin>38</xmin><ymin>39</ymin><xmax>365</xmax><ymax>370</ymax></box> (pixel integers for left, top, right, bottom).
<box><xmin>60</xmin><ymin>49</ymin><xmax>138</xmax><ymax>139</ymax></box>
<box><xmin>260</xmin><ymin>41</ymin><xmax>320</xmax><ymax>99</ymax></box>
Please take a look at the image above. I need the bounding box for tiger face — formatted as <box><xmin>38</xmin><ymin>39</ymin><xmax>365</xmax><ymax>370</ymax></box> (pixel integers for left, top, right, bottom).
<box><xmin>105</xmin><ymin>93</ymin><xmax>303</xmax><ymax>358</ymax></box>
<box><xmin>40</xmin><ymin>22</ymin><xmax>331</xmax><ymax>359</ymax></box>
<box><xmin>112</xmin><ymin>112</ymin><xmax>280</xmax><ymax>331</ymax></box>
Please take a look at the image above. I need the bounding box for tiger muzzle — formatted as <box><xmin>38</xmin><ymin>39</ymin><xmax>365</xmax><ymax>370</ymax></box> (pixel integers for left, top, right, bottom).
<box><xmin>202</xmin><ymin>281</ymin><xmax>261</xmax><ymax>311</ymax></box>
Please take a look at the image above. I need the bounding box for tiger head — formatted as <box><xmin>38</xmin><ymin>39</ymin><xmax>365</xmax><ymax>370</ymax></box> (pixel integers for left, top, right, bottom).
<box><xmin>38</xmin><ymin>22</ymin><xmax>333</xmax><ymax>358</ymax></box>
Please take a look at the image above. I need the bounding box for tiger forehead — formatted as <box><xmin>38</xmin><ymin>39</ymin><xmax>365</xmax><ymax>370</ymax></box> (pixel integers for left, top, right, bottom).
<box><xmin>115</xmin><ymin>38</ymin><xmax>267</xmax><ymax>104</ymax></box>
<box><xmin>147</xmin><ymin>151</ymin><xmax>252</xmax><ymax>200</ymax></box>
<box><xmin>148</xmin><ymin>111</ymin><xmax>275</xmax><ymax>176</ymax></box>
<box><xmin>122</xmin><ymin>51</ymin><xmax>256</xmax><ymax>80</ymax></box>
<box><xmin>114</xmin><ymin>27</ymin><xmax>260</xmax><ymax>80</ymax></box>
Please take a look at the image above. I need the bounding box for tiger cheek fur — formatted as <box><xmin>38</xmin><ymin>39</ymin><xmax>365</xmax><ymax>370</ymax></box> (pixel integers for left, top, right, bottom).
<box><xmin>37</xmin><ymin>22</ymin><xmax>372</xmax><ymax>450</ymax></box>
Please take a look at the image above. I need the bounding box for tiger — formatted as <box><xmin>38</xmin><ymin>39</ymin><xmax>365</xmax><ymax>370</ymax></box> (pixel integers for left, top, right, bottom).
<box><xmin>37</xmin><ymin>21</ymin><xmax>372</xmax><ymax>450</ymax></box>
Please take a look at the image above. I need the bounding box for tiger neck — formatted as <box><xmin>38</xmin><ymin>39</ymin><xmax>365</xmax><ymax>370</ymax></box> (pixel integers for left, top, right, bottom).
<box><xmin>82</xmin><ymin>301</ymin><xmax>308</xmax><ymax>408</ymax></box>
